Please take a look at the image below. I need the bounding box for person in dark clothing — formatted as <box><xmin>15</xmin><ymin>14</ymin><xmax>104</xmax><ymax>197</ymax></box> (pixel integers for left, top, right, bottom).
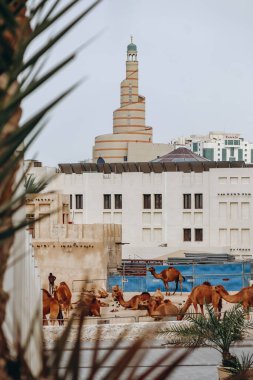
<box><xmin>48</xmin><ymin>272</ymin><xmax>56</xmax><ymax>295</ymax></box>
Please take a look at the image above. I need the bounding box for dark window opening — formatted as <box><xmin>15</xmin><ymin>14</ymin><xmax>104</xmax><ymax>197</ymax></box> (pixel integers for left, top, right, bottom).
<box><xmin>70</xmin><ymin>194</ymin><xmax>72</xmax><ymax>209</ymax></box>
<box><xmin>195</xmin><ymin>228</ymin><xmax>203</xmax><ymax>241</ymax></box>
<box><xmin>154</xmin><ymin>194</ymin><xmax>162</xmax><ymax>209</ymax></box>
<box><xmin>195</xmin><ymin>194</ymin><xmax>203</xmax><ymax>209</ymax></box>
<box><xmin>75</xmin><ymin>194</ymin><xmax>83</xmax><ymax>209</ymax></box>
<box><xmin>183</xmin><ymin>228</ymin><xmax>191</xmax><ymax>241</ymax></box>
<box><xmin>115</xmin><ymin>194</ymin><xmax>122</xmax><ymax>209</ymax></box>
<box><xmin>143</xmin><ymin>194</ymin><xmax>151</xmax><ymax>209</ymax></box>
<box><xmin>183</xmin><ymin>194</ymin><xmax>191</xmax><ymax>209</ymax></box>
<box><xmin>104</xmin><ymin>194</ymin><xmax>111</xmax><ymax>209</ymax></box>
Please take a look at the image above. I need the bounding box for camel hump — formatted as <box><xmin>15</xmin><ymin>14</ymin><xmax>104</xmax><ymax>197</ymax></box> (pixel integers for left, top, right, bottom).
<box><xmin>60</xmin><ymin>281</ymin><xmax>69</xmax><ymax>288</ymax></box>
<box><xmin>202</xmin><ymin>281</ymin><xmax>212</xmax><ymax>286</ymax></box>
<box><xmin>42</xmin><ymin>289</ymin><xmax>51</xmax><ymax>298</ymax></box>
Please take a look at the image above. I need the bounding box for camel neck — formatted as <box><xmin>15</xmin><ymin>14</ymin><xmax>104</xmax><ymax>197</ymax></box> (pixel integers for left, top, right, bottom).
<box><xmin>151</xmin><ymin>271</ymin><xmax>161</xmax><ymax>279</ymax></box>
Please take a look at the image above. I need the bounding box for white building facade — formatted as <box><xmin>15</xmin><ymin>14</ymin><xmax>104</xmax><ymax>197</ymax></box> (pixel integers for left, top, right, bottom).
<box><xmin>28</xmin><ymin>160</ymin><xmax>253</xmax><ymax>261</ymax></box>
<box><xmin>175</xmin><ymin>131</ymin><xmax>253</xmax><ymax>163</ymax></box>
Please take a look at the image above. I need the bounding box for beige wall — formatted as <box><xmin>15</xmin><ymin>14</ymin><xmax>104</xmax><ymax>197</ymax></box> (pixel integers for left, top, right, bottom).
<box><xmin>26</xmin><ymin>193</ymin><xmax>122</xmax><ymax>292</ymax></box>
<box><xmin>127</xmin><ymin>142</ymin><xmax>174</xmax><ymax>162</ymax></box>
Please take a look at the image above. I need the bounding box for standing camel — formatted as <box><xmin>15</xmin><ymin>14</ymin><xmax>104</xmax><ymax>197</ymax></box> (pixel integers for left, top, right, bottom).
<box><xmin>215</xmin><ymin>285</ymin><xmax>253</xmax><ymax>317</ymax></box>
<box><xmin>147</xmin><ymin>266</ymin><xmax>185</xmax><ymax>295</ymax></box>
<box><xmin>177</xmin><ymin>282</ymin><xmax>224</xmax><ymax>320</ymax></box>
<box><xmin>42</xmin><ymin>289</ymin><xmax>63</xmax><ymax>325</ymax></box>
<box><xmin>54</xmin><ymin>281</ymin><xmax>72</xmax><ymax>318</ymax></box>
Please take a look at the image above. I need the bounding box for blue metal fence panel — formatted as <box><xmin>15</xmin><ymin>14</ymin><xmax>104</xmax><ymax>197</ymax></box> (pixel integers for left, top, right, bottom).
<box><xmin>123</xmin><ymin>276</ymin><xmax>146</xmax><ymax>292</ymax></box>
<box><xmin>108</xmin><ymin>262</ymin><xmax>253</xmax><ymax>293</ymax></box>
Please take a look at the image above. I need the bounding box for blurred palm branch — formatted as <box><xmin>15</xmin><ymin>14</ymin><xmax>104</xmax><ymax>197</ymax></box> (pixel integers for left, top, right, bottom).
<box><xmin>0</xmin><ymin>1</ymin><xmax>197</xmax><ymax>379</ymax></box>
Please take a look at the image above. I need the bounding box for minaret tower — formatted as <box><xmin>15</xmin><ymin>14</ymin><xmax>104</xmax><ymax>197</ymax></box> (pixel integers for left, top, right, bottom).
<box><xmin>93</xmin><ymin>38</ymin><xmax>153</xmax><ymax>163</ymax></box>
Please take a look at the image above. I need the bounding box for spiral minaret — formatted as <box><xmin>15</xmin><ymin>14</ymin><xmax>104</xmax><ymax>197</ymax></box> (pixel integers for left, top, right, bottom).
<box><xmin>93</xmin><ymin>38</ymin><xmax>153</xmax><ymax>163</ymax></box>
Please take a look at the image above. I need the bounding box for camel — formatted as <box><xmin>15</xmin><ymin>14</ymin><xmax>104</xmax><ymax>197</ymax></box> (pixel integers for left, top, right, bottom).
<box><xmin>95</xmin><ymin>288</ymin><xmax>108</xmax><ymax>298</ymax></box>
<box><xmin>42</xmin><ymin>289</ymin><xmax>63</xmax><ymax>325</ymax></box>
<box><xmin>89</xmin><ymin>297</ymin><xmax>101</xmax><ymax>317</ymax></box>
<box><xmin>153</xmin><ymin>288</ymin><xmax>164</xmax><ymax>301</ymax></box>
<box><xmin>54</xmin><ymin>281</ymin><xmax>72</xmax><ymax>318</ymax></box>
<box><xmin>76</xmin><ymin>293</ymin><xmax>109</xmax><ymax>317</ymax></box>
<box><xmin>115</xmin><ymin>290</ymin><xmax>151</xmax><ymax>310</ymax></box>
<box><xmin>147</xmin><ymin>297</ymin><xmax>179</xmax><ymax>320</ymax></box>
<box><xmin>215</xmin><ymin>285</ymin><xmax>253</xmax><ymax>316</ymax></box>
<box><xmin>112</xmin><ymin>284</ymin><xmax>121</xmax><ymax>299</ymax></box>
<box><xmin>177</xmin><ymin>282</ymin><xmax>223</xmax><ymax>320</ymax></box>
<box><xmin>147</xmin><ymin>266</ymin><xmax>185</xmax><ymax>295</ymax></box>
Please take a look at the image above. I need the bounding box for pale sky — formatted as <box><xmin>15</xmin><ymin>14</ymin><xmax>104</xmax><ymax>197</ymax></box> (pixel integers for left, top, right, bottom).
<box><xmin>25</xmin><ymin>0</ymin><xmax>253</xmax><ymax>166</ymax></box>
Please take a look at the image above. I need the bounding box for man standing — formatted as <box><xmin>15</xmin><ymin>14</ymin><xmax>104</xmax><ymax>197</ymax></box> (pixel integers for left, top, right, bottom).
<box><xmin>48</xmin><ymin>272</ymin><xmax>56</xmax><ymax>295</ymax></box>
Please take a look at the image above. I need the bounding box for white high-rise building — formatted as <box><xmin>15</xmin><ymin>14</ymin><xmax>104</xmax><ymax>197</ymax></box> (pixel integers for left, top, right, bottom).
<box><xmin>175</xmin><ymin>131</ymin><xmax>253</xmax><ymax>163</ymax></box>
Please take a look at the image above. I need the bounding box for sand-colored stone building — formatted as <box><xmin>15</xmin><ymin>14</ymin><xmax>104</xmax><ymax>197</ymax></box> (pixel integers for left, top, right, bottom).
<box><xmin>26</xmin><ymin>192</ymin><xmax>122</xmax><ymax>291</ymax></box>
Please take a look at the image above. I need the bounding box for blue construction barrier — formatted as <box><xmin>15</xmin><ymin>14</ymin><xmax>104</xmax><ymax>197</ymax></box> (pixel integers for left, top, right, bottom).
<box><xmin>108</xmin><ymin>262</ymin><xmax>252</xmax><ymax>292</ymax></box>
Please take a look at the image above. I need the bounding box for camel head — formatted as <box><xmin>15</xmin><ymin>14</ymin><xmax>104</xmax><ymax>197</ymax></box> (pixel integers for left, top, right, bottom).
<box><xmin>115</xmin><ymin>290</ymin><xmax>123</xmax><ymax>299</ymax></box>
<box><xmin>147</xmin><ymin>267</ymin><xmax>155</xmax><ymax>273</ymax></box>
<box><xmin>149</xmin><ymin>297</ymin><xmax>161</xmax><ymax>307</ymax></box>
<box><xmin>215</xmin><ymin>285</ymin><xmax>226</xmax><ymax>294</ymax></box>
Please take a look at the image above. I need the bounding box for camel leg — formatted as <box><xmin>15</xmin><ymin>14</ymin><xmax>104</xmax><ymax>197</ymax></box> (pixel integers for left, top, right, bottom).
<box><xmin>199</xmin><ymin>304</ymin><xmax>204</xmax><ymax>316</ymax></box>
<box><xmin>180</xmin><ymin>280</ymin><xmax>183</xmax><ymax>296</ymax></box>
<box><xmin>173</xmin><ymin>280</ymin><xmax>179</xmax><ymax>295</ymax></box>
<box><xmin>43</xmin><ymin>314</ymin><xmax>48</xmax><ymax>326</ymax></box>
<box><xmin>243</xmin><ymin>303</ymin><xmax>250</xmax><ymax>320</ymax></box>
<box><xmin>193</xmin><ymin>302</ymin><xmax>198</xmax><ymax>314</ymax></box>
<box><xmin>165</xmin><ymin>283</ymin><xmax>170</xmax><ymax>296</ymax></box>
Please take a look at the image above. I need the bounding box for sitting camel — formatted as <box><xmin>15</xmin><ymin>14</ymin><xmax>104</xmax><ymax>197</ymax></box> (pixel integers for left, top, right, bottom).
<box><xmin>147</xmin><ymin>297</ymin><xmax>179</xmax><ymax>320</ymax></box>
<box><xmin>42</xmin><ymin>289</ymin><xmax>63</xmax><ymax>325</ymax></box>
<box><xmin>115</xmin><ymin>290</ymin><xmax>151</xmax><ymax>310</ymax></box>
<box><xmin>96</xmin><ymin>288</ymin><xmax>109</xmax><ymax>298</ymax></box>
<box><xmin>147</xmin><ymin>266</ymin><xmax>185</xmax><ymax>295</ymax></box>
<box><xmin>112</xmin><ymin>284</ymin><xmax>121</xmax><ymax>299</ymax></box>
<box><xmin>153</xmin><ymin>288</ymin><xmax>164</xmax><ymax>301</ymax></box>
<box><xmin>76</xmin><ymin>293</ymin><xmax>109</xmax><ymax>317</ymax></box>
<box><xmin>215</xmin><ymin>285</ymin><xmax>253</xmax><ymax>317</ymax></box>
<box><xmin>54</xmin><ymin>281</ymin><xmax>72</xmax><ymax>318</ymax></box>
<box><xmin>177</xmin><ymin>281</ymin><xmax>224</xmax><ymax>320</ymax></box>
<box><xmin>89</xmin><ymin>297</ymin><xmax>101</xmax><ymax>317</ymax></box>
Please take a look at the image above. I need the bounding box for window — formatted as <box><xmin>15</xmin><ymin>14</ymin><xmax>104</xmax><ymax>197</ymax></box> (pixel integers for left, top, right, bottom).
<box><xmin>154</xmin><ymin>194</ymin><xmax>162</xmax><ymax>209</ymax></box>
<box><xmin>195</xmin><ymin>228</ymin><xmax>203</xmax><ymax>241</ymax></box>
<box><xmin>114</xmin><ymin>194</ymin><xmax>122</xmax><ymax>209</ymax></box>
<box><xmin>143</xmin><ymin>194</ymin><xmax>151</xmax><ymax>209</ymax></box>
<box><xmin>195</xmin><ymin>194</ymin><xmax>203</xmax><ymax>209</ymax></box>
<box><xmin>183</xmin><ymin>194</ymin><xmax>191</xmax><ymax>209</ymax></box>
<box><xmin>26</xmin><ymin>214</ymin><xmax>35</xmax><ymax>238</ymax></box>
<box><xmin>124</xmin><ymin>156</ymin><xmax>128</xmax><ymax>162</ymax></box>
<box><xmin>70</xmin><ymin>194</ymin><xmax>72</xmax><ymax>209</ymax></box>
<box><xmin>183</xmin><ymin>228</ymin><xmax>191</xmax><ymax>241</ymax></box>
<box><xmin>104</xmin><ymin>194</ymin><xmax>111</xmax><ymax>209</ymax></box>
<box><xmin>75</xmin><ymin>194</ymin><xmax>83</xmax><ymax>209</ymax></box>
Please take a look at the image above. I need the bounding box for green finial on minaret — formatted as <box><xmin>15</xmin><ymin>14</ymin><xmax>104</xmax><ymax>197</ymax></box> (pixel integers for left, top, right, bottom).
<box><xmin>127</xmin><ymin>36</ymin><xmax>137</xmax><ymax>52</ymax></box>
